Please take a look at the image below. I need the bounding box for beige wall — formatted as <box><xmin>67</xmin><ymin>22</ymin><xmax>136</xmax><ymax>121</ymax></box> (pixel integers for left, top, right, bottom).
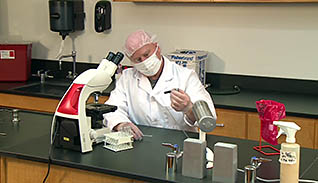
<box><xmin>1</xmin><ymin>1</ymin><xmax>318</xmax><ymax>80</ymax></box>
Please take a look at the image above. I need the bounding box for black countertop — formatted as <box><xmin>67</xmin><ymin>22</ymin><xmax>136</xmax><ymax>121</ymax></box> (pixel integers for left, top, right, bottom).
<box><xmin>0</xmin><ymin>78</ymin><xmax>317</xmax><ymax>119</ymax></box>
<box><xmin>0</xmin><ymin>109</ymin><xmax>317</xmax><ymax>183</ymax></box>
<box><xmin>0</xmin><ymin>78</ymin><xmax>114</xmax><ymax>99</ymax></box>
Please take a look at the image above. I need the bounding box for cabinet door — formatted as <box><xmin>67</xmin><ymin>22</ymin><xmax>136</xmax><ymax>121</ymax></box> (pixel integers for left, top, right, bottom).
<box><xmin>0</xmin><ymin>156</ymin><xmax>4</xmax><ymax>183</ymax></box>
<box><xmin>3</xmin><ymin>157</ymin><xmax>134</xmax><ymax>183</ymax></box>
<box><xmin>207</xmin><ymin>108</ymin><xmax>247</xmax><ymax>139</ymax></box>
<box><xmin>315</xmin><ymin>121</ymin><xmax>318</xmax><ymax>149</ymax></box>
<box><xmin>247</xmin><ymin>112</ymin><xmax>315</xmax><ymax>149</ymax></box>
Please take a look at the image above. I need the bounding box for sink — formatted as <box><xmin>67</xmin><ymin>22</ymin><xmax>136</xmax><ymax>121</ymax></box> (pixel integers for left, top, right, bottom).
<box><xmin>11</xmin><ymin>82</ymin><xmax>71</xmax><ymax>97</ymax></box>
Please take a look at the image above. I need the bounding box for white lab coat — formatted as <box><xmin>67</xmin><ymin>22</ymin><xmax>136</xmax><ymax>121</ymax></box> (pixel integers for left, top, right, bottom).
<box><xmin>103</xmin><ymin>56</ymin><xmax>217</xmax><ymax>132</ymax></box>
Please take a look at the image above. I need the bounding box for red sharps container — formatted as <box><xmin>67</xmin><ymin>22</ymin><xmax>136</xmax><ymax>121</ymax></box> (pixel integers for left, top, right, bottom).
<box><xmin>0</xmin><ymin>42</ymin><xmax>32</xmax><ymax>81</ymax></box>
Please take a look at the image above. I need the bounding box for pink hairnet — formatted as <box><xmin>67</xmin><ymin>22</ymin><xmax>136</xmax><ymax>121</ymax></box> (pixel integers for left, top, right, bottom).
<box><xmin>124</xmin><ymin>30</ymin><xmax>156</xmax><ymax>57</ymax></box>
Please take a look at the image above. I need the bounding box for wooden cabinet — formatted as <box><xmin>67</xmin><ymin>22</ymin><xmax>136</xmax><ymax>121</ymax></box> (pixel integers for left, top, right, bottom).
<box><xmin>0</xmin><ymin>157</ymin><xmax>143</xmax><ymax>183</ymax></box>
<box><xmin>207</xmin><ymin>108</ymin><xmax>247</xmax><ymax>139</ymax></box>
<box><xmin>281</xmin><ymin>116</ymin><xmax>315</xmax><ymax>149</ymax></box>
<box><xmin>247</xmin><ymin>112</ymin><xmax>315</xmax><ymax>149</ymax></box>
<box><xmin>315</xmin><ymin>121</ymin><xmax>318</xmax><ymax>149</ymax></box>
<box><xmin>246</xmin><ymin>112</ymin><xmax>262</xmax><ymax>142</ymax></box>
<box><xmin>0</xmin><ymin>156</ymin><xmax>4</xmax><ymax>183</ymax></box>
<box><xmin>0</xmin><ymin>93</ymin><xmax>60</xmax><ymax>113</ymax></box>
<box><xmin>210</xmin><ymin>109</ymin><xmax>316</xmax><ymax>149</ymax></box>
<box><xmin>0</xmin><ymin>93</ymin><xmax>109</xmax><ymax>114</ymax></box>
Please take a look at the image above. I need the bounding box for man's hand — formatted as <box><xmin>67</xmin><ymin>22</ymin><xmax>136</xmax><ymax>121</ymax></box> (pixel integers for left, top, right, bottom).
<box><xmin>113</xmin><ymin>122</ymin><xmax>144</xmax><ymax>140</ymax></box>
<box><xmin>170</xmin><ymin>89</ymin><xmax>196</xmax><ymax>123</ymax></box>
<box><xmin>170</xmin><ymin>89</ymin><xmax>193</xmax><ymax>113</ymax></box>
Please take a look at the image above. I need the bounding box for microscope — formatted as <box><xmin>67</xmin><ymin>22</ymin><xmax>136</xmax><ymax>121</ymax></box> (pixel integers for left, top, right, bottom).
<box><xmin>51</xmin><ymin>52</ymin><xmax>124</xmax><ymax>153</ymax></box>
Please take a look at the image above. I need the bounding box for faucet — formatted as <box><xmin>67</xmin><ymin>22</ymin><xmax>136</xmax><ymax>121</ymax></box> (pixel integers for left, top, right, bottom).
<box><xmin>32</xmin><ymin>70</ymin><xmax>54</xmax><ymax>83</ymax></box>
<box><xmin>244</xmin><ymin>157</ymin><xmax>272</xmax><ymax>183</ymax></box>
<box><xmin>162</xmin><ymin>143</ymin><xmax>182</xmax><ymax>155</ymax></box>
<box><xmin>58</xmin><ymin>51</ymin><xmax>77</xmax><ymax>79</ymax></box>
<box><xmin>250</xmin><ymin>156</ymin><xmax>272</xmax><ymax>168</ymax></box>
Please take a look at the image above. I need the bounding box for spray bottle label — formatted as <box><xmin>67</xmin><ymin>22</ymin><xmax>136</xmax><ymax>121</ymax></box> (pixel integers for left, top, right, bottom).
<box><xmin>279</xmin><ymin>150</ymin><xmax>297</xmax><ymax>164</ymax></box>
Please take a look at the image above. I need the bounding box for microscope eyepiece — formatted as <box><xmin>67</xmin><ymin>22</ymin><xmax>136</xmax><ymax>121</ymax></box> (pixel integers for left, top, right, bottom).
<box><xmin>106</xmin><ymin>52</ymin><xmax>115</xmax><ymax>61</ymax></box>
<box><xmin>112</xmin><ymin>52</ymin><xmax>124</xmax><ymax>65</ymax></box>
<box><xmin>105</xmin><ymin>51</ymin><xmax>124</xmax><ymax>65</ymax></box>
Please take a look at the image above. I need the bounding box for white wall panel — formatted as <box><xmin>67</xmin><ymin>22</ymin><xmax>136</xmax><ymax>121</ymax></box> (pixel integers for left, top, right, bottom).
<box><xmin>1</xmin><ymin>1</ymin><xmax>317</xmax><ymax>80</ymax></box>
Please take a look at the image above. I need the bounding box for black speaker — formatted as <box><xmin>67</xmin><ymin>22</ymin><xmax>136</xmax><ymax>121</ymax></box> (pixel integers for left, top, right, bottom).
<box><xmin>95</xmin><ymin>1</ymin><xmax>111</xmax><ymax>32</ymax></box>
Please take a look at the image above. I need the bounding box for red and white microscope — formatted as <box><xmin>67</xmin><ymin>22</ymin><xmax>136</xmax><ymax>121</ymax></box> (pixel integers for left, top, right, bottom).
<box><xmin>51</xmin><ymin>52</ymin><xmax>124</xmax><ymax>153</ymax></box>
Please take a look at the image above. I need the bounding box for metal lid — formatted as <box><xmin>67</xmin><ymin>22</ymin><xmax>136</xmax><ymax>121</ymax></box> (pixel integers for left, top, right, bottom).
<box><xmin>198</xmin><ymin>116</ymin><xmax>216</xmax><ymax>132</ymax></box>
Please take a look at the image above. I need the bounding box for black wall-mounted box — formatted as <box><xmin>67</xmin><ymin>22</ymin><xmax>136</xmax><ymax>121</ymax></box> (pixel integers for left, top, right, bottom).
<box><xmin>95</xmin><ymin>1</ymin><xmax>111</xmax><ymax>32</ymax></box>
<box><xmin>49</xmin><ymin>0</ymin><xmax>85</xmax><ymax>38</ymax></box>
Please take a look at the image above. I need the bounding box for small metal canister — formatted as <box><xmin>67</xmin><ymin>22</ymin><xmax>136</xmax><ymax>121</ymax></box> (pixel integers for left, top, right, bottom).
<box><xmin>165</xmin><ymin>152</ymin><xmax>177</xmax><ymax>174</ymax></box>
<box><xmin>244</xmin><ymin>165</ymin><xmax>256</xmax><ymax>183</ymax></box>
<box><xmin>192</xmin><ymin>100</ymin><xmax>216</xmax><ymax>132</ymax></box>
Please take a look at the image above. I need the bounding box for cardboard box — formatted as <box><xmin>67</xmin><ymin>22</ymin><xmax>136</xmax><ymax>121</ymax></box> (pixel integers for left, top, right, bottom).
<box><xmin>166</xmin><ymin>49</ymin><xmax>208</xmax><ymax>85</ymax></box>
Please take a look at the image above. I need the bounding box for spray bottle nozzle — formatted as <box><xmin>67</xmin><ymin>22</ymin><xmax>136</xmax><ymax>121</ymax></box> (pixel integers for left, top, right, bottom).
<box><xmin>273</xmin><ymin>121</ymin><xmax>301</xmax><ymax>143</ymax></box>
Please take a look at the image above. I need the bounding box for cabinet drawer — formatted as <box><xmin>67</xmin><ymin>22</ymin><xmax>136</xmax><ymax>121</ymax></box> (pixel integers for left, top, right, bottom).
<box><xmin>247</xmin><ymin>112</ymin><xmax>315</xmax><ymax>149</ymax></box>
<box><xmin>207</xmin><ymin>109</ymin><xmax>247</xmax><ymax>139</ymax></box>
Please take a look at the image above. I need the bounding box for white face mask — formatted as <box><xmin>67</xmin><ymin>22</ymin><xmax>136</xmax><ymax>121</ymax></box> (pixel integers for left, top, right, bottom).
<box><xmin>132</xmin><ymin>46</ymin><xmax>162</xmax><ymax>76</ymax></box>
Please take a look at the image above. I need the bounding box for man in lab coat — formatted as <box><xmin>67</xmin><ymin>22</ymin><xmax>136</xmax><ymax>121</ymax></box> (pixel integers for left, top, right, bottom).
<box><xmin>103</xmin><ymin>30</ymin><xmax>216</xmax><ymax>140</ymax></box>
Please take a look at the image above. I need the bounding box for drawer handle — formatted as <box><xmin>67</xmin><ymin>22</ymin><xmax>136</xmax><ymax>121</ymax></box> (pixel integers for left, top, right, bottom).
<box><xmin>216</xmin><ymin>123</ymin><xmax>225</xmax><ymax>127</ymax></box>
